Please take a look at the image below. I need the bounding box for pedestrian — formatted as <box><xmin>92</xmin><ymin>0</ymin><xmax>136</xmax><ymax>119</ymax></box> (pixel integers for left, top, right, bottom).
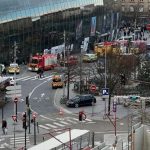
<box><xmin>37</xmin><ymin>68</ymin><xmax>41</xmax><ymax>78</ymax></box>
<box><xmin>2</xmin><ymin>68</ymin><xmax>6</xmax><ymax>76</ymax></box>
<box><xmin>40</xmin><ymin>68</ymin><xmax>44</xmax><ymax>78</ymax></box>
<box><xmin>2</xmin><ymin>120</ymin><xmax>7</xmax><ymax>135</ymax></box>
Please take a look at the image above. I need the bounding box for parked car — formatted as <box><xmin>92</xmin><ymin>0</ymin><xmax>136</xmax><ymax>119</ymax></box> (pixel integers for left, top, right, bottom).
<box><xmin>82</xmin><ymin>54</ymin><xmax>97</xmax><ymax>63</ymax></box>
<box><xmin>9</xmin><ymin>77</ymin><xmax>15</xmax><ymax>86</ymax></box>
<box><xmin>66</xmin><ymin>94</ymin><xmax>96</xmax><ymax>108</ymax></box>
<box><xmin>7</xmin><ymin>63</ymin><xmax>20</xmax><ymax>74</ymax></box>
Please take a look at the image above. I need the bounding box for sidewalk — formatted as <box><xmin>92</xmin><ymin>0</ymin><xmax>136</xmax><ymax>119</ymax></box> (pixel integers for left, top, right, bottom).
<box><xmin>54</xmin><ymin>83</ymin><xmax>129</xmax><ymax>121</ymax></box>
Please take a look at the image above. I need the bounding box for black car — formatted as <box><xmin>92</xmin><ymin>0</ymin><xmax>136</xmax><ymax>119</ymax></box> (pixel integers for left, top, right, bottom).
<box><xmin>66</xmin><ymin>94</ymin><xmax>96</xmax><ymax>108</ymax></box>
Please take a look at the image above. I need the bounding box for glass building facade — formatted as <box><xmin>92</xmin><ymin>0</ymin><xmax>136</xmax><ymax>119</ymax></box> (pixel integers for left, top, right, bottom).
<box><xmin>0</xmin><ymin>0</ymin><xmax>104</xmax><ymax>64</ymax></box>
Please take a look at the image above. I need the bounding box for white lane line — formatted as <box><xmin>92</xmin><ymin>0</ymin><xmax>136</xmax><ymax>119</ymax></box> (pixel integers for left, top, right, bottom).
<box><xmin>39</xmin><ymin>125</ymin><xmax>50</xmax><ymax>130</ymax></box>
<box><xmin>21</xmin><ymin>76</ymin><xmax>36</xmax><ymax>81</ymax></box>
<box><xmin>16</xmin><ymin>76</ymin><xmax>30</xmax><ymax>81</ymax></box>
<box><xmin>66</xmin><ymin>119</ymin><xmax>77</xmax><ymax>124</ymax></box>
<box><xmin>40</xmin><ymin>115</ymin><xmax>56</xmax><ymax>121</ymax></box>
<box><xmin>39</xmin><ymin>75</ymin><xmax>52</xmax><ymax>80</ymax></box>
<box><xmin>46</xmin><ymin>124</ymin><xmax>58</xmax><ymax>128</ymax></box>
<box><xmin>53</xmin><ymin>122</ymin><xmax>65</xmax><ymax>127</ymax></box>
<box><xmin>59</xmin><ymin>121</ymin><xmax>71</xmax><ymax>125</ymax></box>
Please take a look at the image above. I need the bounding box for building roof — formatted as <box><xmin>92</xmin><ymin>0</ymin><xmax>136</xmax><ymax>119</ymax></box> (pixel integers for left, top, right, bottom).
<box><xmin>0</xmin><ymin>0</ymin><xmax>103</xmax><ymax>24</ymax></box>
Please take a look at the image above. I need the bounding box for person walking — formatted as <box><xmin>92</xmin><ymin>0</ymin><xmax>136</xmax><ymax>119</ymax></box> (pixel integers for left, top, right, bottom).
<box><xmin>2</xmin><ymin>120</ymin><xmax>7</xmax><ymax>135</ymax></box>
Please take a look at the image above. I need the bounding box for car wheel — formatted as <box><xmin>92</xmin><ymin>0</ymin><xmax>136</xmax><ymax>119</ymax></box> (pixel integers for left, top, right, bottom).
<box><xmin>75</xmin><ymin>103</ymin><xmax>79</xmax><ymax>108</ymax></box>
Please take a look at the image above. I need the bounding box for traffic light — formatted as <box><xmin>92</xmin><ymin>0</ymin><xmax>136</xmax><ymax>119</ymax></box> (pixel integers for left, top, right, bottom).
<box><xmin>120</xmin><ymin>74</ymin><xmax>126</xmax><ymax>85</ymax></box>
<box><xmin>79</xmin><ymin>112</ymin><xmax>83</xmax><ymax>121</ymax></box>
<box><xmin>26</xmin><ymin>96</ymin><xmax>29</xmax><ymax>106</ymax></box>
<box><xmin>22</xmin><ymin>113</ymin><xmax>27</xmax><ymax>129</ymax></box>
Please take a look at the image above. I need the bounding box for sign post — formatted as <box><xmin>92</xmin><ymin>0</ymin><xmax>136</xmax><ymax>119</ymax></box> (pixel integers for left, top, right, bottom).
<box><xmin>14</xmin><ymin>97</ymin><xmax>18</xmax><ymax>122</ymax></box>
<box><xmin>102</xmin><ymin>88</ymin><xmax>109</xmax><ymax>119</ymax></box>
<box><xmin>12</xmin><ymin>115</ymin><xmax>17</xmax><ymax>148</ymax></box>
<box><xmin>32</xmin><ymin>112</ymin><xmax>37</xmax><ymax>145</ymax></box>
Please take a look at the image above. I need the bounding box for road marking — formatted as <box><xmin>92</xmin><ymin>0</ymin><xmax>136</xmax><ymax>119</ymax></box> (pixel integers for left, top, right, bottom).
<box><xmin>21</xmin><ymin>76</ymin><xmax>35</xmax><ymax>81</ymax></box>
<box><xmin>66</xmin><ymin>119</ymin><xmax>77</xmax><ymax>124</ymax></box>
<box><xmin>59</xmin><ymin>121</ymin><xmax>71</xmax><ymax>125</ymax></box>
<box><xmin>39</xmin><ymin>115</ymin><xmax>56</xmax><ymax>121</ymax></box>
<box><xmin>0</xmin><ymin>143</ymin><xmax>10</xmax><ymax>149</ymax></box>
<box><xmin>85</xmin><ymin>118</ymin><xmax>92</xmax><ymax>122</ymax></box>
<box><xmin>10</xmin><ymin>136</ymin><xmax>30</xmax><ymax>144</ymax></box>
<box><xmin>39</xmin><ymin>76</ymin><xmax>53</xmax><ymax>80</ymax></box>
<box><xmin>16</xmin><ymin>76</ymin><xmax>30</xmax><ymax>81</ymax></box>
<box><xmin>46</xmin><ymin>124</ymin><xmax>58</xmax><ymax>128</ymax></box>
<box><xmin>53</xmin><ymin>122</ymin><xmax>65</xmax><ymax>127</ymax></box>
<box><xmin>39</xmin><ymin>125</ymin><xmax>50</xmax><ymax>130</ymax></box>
<box><xmin>41</xmin><ymin>93</ymin><xmax>45</xmax><ymax>97</ymax></box>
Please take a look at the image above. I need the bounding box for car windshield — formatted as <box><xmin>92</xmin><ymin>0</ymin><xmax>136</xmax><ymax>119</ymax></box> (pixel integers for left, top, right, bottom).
<box><xmin>31</xmin><ymin>59</ymin><xmax>42</xmax><ymax>64</ymax></box>
<box><xmin>71</xmin><ymin>96</ymin><xmax>80</xmax><ymax>101</ymax></box>
<box><xmin>10</xmin><ymin>63</ymin><xmax>18</xmax><ymax>67</ymax></box>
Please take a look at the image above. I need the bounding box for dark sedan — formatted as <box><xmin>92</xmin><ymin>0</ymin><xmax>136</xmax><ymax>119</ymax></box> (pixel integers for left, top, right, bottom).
<box><xmin>66</xmin><ymin>94</ymin><xmax>96</xmax><ymax>108</ymax></box>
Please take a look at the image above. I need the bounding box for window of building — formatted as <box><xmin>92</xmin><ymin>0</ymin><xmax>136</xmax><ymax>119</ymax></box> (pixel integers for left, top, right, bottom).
<box><xmin>139</xmin><ymin>6</ymin><xmax>144</xmax><ymax>12</ymax></box>
<box><xmin>122</xmin><ymin>6</ymin><xmax>125</xmax><ymax>11</ymax></box>
<box><xmin>131</xmin><ymin>0</ymin><xmax>134</xmax><ymax>2</ymax></box>
<box><xmin>130</xmin><ymin>6</ymin><xmax>134</xmax><ymax>12</ymax></box>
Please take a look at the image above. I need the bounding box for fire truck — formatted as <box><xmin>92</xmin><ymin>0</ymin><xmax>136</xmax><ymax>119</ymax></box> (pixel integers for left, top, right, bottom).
<box><xmin>94</xmin><ymin>42</ymin><xmax>120</xmax><ymax>56</ymax></box>
<box><xmin>28</xmin><ymin>53</ymin><xmax>57</xmax><ymax>71</ymax></box>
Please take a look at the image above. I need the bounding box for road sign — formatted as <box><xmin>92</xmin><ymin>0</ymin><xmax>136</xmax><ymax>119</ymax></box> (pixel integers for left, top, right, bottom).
<box><xmin>6</xmin><ymin>85</ymin><xmax>21</xmax><ymax>91</ymax></box>
<box><xmin>6</xmin><ymin>90</ymin><xmax>21</xmax><ymax>95</ymax></box>
<box><xmin>12</xmin><ymin>115</ymin><xmax>17</xmax><ymax>121</ymax></box>
<box><xmin>102</xmin><ymin>88</ymin><xmax>109</xmax><ymax>98</ymax></box>
<box><xmin>14</xmin><ymin>97</ymin><xmax>18</xmax><ymax>103</ymax></box>
<box><xmin>90</xmin><ymin>84</ymin><xmax>96</xmax><ymax>92</ymax></box>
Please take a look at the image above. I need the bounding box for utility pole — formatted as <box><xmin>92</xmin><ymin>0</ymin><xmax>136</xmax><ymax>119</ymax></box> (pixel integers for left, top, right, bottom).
<box><xmin>14</xmin><ymin>41</ymin><xmax>17</xmax><ymax>117</ymax></box>
<box><xmin>67</xmin><ymin>47</ymin><xmax>70</xmax><ymax>100</ymax></box>
<box><xmin>63</xmin><ymin>30</ymin><xmax>66</xmax><ymax>97</ymax></box>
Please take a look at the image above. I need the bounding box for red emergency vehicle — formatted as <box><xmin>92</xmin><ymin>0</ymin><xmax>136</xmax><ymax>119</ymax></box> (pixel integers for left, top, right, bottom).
<box><xmin>28</xmin><ymin>53</ymin><xmax>57</xmax><ymax>71</ymax></box>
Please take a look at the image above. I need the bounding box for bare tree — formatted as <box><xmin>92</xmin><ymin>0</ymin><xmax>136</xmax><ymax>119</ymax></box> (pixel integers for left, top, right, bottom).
<box><xmin>91</xmin><ymin>50</ymin><xmax>139</xmax><ymax>115</ymax></box>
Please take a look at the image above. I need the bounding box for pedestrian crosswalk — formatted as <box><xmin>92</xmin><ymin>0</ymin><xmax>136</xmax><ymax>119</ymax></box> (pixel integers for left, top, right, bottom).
<box><xmin>38</xmin><ymin>116</ymin><xmax>95</xmax><ymax>132</ymax></box>
<box><xmin>10</xmin><ymin>136</ymin><xmax>30</xmax><ymax>146</ymax></box>
<box><xmin>16</xmin><ymin>75</ymin><xmax>53</xmax><ymax>82</ymax></box>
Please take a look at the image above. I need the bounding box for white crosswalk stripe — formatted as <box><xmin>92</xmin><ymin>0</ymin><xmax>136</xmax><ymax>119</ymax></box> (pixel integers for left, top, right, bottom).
<box><xmin>16</xmin><ymin>75</ymin><xmax>53</xmax><ymax>82</ymax></box>
<box><xmin>46</xmin><ymin>124</ymin><xmax>58</xmax><ymax>128</ymax></box>
<box><xmin>53</xmin><ymin>122</ymin><xmax>65</xmax><ymax>127</ymax></box>
<box><xmin>10</xmin><ymin>136</ymin><xmax>30</xmax><ymax>145</ymax></box>
<box><xmin>39</xmin><ymin>125</ymin><xmax>50</xmax><ymax>130</ymax></box>
<box><xmin>38</xmin><ymin>116</ymin><xmax>94</xmax><ymax>131</ymax></box>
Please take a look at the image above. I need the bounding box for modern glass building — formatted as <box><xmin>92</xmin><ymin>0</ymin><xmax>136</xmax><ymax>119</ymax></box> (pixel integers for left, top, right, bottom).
<box><xmin>0</xmin><ymin>0</ymin><xmax>104</xmax><ymax>64</ymax></box>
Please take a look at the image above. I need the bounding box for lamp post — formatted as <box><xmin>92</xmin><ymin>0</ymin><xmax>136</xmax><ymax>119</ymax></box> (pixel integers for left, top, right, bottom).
<box><xmin>63</xmin><ymin>30</ymin><xmax>66</xmax><ymax>97</ymax></box>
